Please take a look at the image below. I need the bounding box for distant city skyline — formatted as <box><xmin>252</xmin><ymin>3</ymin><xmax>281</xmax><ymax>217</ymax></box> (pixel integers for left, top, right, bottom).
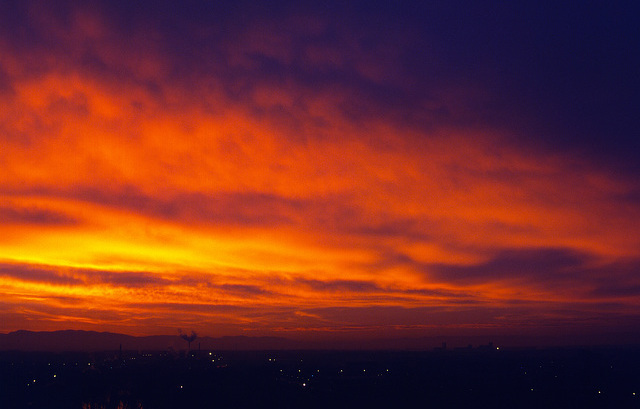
<box><xmin>0</xmin><ymin>0</ymin><xmax>639</xmax><ymax>346</ymax></box>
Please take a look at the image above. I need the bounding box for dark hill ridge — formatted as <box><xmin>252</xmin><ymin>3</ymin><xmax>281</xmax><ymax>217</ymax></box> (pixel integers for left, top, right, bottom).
<box><xmin>3</xmin><ymin>330</ymin><xmax>639</xmax><ymax>351</ymax></box>
<box><xmin>0</xmin><ymin>331</ymin><xmax>490</xmax><ymax>351</ymax></box>
<box><xmin>0</xmin><ymin>330</ymin><xmax>304</xmax><ymax>351</ymax></box>
<box><xmin>0</xmin><ymin>331</ymin><xmax>478</xmax><ymax>351</ymax></box>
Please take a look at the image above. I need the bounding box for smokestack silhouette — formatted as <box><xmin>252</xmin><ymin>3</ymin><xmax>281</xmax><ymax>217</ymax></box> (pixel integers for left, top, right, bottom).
<box><xmin>179</xmin><ymin>330</ymin><xmax>198</xmax><ymax>352</ymax></box>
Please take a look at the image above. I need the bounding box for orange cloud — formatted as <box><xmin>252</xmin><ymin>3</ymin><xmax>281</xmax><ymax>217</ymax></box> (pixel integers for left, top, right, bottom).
<box><xmin>0</xmin><ymin>1</ymin><xmax>638</xmax><ymax>344</ymax></box>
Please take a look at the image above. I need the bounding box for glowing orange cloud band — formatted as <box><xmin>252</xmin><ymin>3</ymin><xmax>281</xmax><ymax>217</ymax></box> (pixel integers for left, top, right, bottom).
<box><xmin>0</xmin><ymin>3</ymin><xmax>638</xmax><ymax>342</ymax></box>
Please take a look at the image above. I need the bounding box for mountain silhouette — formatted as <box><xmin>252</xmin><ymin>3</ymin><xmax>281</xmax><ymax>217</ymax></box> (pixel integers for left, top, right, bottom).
<box><xmin>0</xmin><ymin>330</ymin><xmax>303</xmax><ymax>351</ymax></box>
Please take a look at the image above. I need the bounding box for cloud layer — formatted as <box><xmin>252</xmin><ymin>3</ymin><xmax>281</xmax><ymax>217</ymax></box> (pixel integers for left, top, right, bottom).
<box><xmin>0</xmin><ymin>0</ymin><xmax>638</xmax><ymax>344</ymax></box>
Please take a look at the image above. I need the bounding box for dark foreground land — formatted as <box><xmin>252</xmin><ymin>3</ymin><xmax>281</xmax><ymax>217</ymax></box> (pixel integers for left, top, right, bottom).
<box><xmin>1</xmin><ymin>346</ymin><xmax>639</xmax><ymax>408</ymax></box>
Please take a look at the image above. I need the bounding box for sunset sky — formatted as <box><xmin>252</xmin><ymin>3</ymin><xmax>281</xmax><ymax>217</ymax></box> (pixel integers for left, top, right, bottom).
<box><xmin>1</xmin><ymin>0</ymin><xmax>639</xmax><ymax>346</ymax></box>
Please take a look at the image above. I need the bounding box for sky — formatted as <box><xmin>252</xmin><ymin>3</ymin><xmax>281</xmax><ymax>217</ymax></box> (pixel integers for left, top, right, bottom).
<box><xmin>0</xmin><ymin>0</ymin><xmax>639</xmax><ymax>346</ymax></box>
